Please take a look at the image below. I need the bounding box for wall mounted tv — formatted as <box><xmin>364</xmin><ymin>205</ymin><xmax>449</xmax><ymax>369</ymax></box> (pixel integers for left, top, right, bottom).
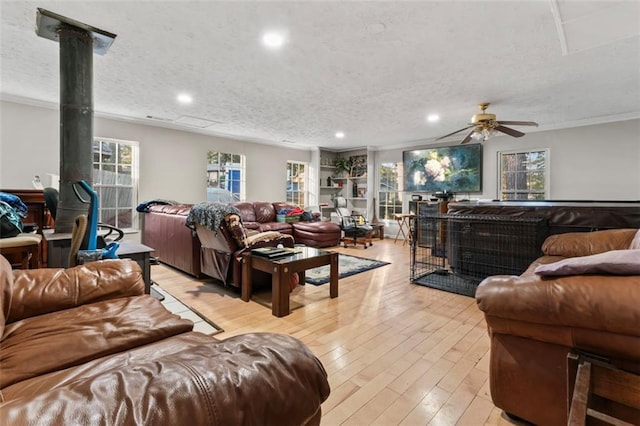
<box><xmin>403</xmin><ymin>143</ymin><xmax>482</xmax><ymax>193</ymax></box>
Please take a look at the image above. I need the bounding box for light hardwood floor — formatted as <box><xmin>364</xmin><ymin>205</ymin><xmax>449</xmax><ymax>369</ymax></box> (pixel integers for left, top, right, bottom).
<box><xmin>151</xmin><ymin>238</ymin><xmax>521</xmax><ymax>426</ymax></box>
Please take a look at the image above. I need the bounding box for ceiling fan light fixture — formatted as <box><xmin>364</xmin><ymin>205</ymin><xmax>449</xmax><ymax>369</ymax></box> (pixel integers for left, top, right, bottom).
<box><xmin>472</xmin><ymin>127</ymin><xmax>495</xmax><ymax>141</ymax></box>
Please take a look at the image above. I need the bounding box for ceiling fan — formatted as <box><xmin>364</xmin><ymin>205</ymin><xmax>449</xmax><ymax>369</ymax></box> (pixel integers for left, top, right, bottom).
<box><xmin>436</xmin><ymin>103</ymin><xmax>538</xmax><ymax>144</ymax></box>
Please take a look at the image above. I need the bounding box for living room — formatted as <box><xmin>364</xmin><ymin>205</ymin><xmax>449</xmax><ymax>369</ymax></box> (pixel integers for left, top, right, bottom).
<box><xmin>1</xmin><ymin>2</ymin><xmax>639</xmax><ymax>425</ymax></box>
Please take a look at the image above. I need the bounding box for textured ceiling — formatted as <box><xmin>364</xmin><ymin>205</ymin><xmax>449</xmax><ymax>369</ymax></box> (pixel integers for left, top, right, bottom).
<box><xmin>1</xmin><ymin>1</ymin><xmax>639</xmax><ymax>151</ymax></box>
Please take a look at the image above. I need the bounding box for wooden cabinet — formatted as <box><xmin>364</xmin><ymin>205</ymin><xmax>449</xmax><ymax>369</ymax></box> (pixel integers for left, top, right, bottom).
<box><xmin>1</xmin><ymin>189</ymin><xmax>51</xmax><ymax>265</ymax></box>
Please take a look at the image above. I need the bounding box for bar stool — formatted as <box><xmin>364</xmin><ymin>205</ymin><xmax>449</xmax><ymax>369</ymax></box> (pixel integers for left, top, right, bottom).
<box><xmin>0</xmin><ymin>233</ymin><xmax>43</xmax><ymax>269</ymax></box>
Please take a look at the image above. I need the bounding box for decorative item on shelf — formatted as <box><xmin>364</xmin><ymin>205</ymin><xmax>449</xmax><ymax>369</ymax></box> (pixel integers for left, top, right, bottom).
<box><xmin>334</xmin><ymin>157</ymin><xmax>352</xmax><ymax>178</ymax></box>
<box><xmin>352</xmin><ymin>182</ymin><xmax>358</xmax><ymax>198</ymax></box>
<box><xmin>327</xmin><ymin>176</ymin><xmax>332</xmax><ymax>187</ymax></box>
<box><xmin>349</xmin><ymin>155</ymin><xmax>367</xmax><ymax>177</ymax></box>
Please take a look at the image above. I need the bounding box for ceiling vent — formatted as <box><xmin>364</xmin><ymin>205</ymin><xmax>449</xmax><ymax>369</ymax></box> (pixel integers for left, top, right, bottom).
<box><xmin>174</xmin><ymin>115</ymin><xmax>220</xmax><ymax>128</ymax></box>
<box><xmin>146</xmin><ymin>115</ymin><xmax>173</xmax><ymax>122</ymax></box>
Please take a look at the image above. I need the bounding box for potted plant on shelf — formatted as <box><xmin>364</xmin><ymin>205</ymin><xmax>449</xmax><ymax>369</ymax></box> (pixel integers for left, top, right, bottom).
<box><xmin>334</xmin><ymin>157</ymin><xmax>352</xmax><ymax>177</ymax></box>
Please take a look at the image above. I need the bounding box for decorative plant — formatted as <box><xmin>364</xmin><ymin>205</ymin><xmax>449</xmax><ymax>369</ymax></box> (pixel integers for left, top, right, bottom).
<box><xmin>334</xmin><ymin>157</ymin><xmax>353</xmax><ymax>176</ymax></box>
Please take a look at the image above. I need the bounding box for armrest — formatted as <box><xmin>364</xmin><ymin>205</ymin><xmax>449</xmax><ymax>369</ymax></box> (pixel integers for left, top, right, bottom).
<box><xmin>476</xmin><ymin>271</ymin><xmax>640</xmax><ymax>337</ymax></box>
<box><xmin>7</xmin><ymin>259</ymin><xmax>144</xmax><ymax>323</ymax></box>
<box><xmin>542</xmin><ymin>229</ymin><xmax>638</xmax><ymax>257</ymax></box>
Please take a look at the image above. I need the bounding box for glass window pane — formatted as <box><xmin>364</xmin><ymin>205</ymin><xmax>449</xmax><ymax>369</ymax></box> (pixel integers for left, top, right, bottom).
<box><xmin>101</xmin><ymin>187</ymin><xmax>117</xmax><ymax>209</ymax></box>
<box><xmin>500</xmin><ymin>150</ymin><xmax>547</xmax><ymax>200</ymax></box>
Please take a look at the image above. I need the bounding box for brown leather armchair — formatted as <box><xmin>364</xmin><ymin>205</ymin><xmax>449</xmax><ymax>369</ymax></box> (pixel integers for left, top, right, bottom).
<box><xmin>0</xmin><ymin>255</ymin><xmax>330</xmax><ymax>425</ymax></box>
<box><xmin>476</xmin><ymin>229</ymin><xmax>640</xmax><ymax>425</ymax></box>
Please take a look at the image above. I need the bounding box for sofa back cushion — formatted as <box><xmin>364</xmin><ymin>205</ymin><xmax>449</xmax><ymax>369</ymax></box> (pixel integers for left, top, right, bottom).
<box><xmin>253</xmin><ymin>202</ymin><xmax>276</xmax><ymax>223</ymax></box>
<box><xmin>231</xmin><ymin>202</ymin><xmax>256</xmax><ymax>223</ymax></box>
<box><xmin>147</xmin><ymin>204</ymin><xmax>193</xmax><ymax>216</ymax></box>
<box><xmin>542</xmin><ymin>229</ymin><xmax>638</xmax><ymax>257</ymax></box>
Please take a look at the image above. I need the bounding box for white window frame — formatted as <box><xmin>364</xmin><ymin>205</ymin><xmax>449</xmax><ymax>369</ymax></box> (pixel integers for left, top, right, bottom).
<box><xmin>498</xmin><ymin>148</ymin><xmax>550</xmax><ymax>200</ymax></box>
<box><xmin>378</xmin><ymin>162</ymin><xmax>403</xmax><ymax>221</ymax></box>
<box><xmin>92</xmin><ymin>137</ymin><xmax>139</xmax><ymax>231</ymax></box>
<box><xmin>286</xmin><ymin>161</ymin><xmax>308</xmax><ymax>207</ymax></box>
<box><xmin>207</xmin><ymin>151</ymin><xmax>246</xmax><ymax>202</ymax></box>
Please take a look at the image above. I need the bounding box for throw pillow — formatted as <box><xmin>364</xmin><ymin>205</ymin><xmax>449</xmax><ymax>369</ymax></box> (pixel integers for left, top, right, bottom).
<box><xmin>535</xmin><ymin>249</ymin><xmax>640</xmax><ymax>276</ymax></box>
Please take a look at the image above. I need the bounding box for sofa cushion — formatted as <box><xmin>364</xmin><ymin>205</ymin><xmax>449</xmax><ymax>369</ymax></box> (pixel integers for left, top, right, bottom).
<box><xmin>7</xmin><ymin>259</ymin><xmax>145</xmax><ymax>323</ymax></box>
<box><xmin>147</xmin><ymin>204</ymin><xmax>193</xmax><ymax>215</ymax></box>
<box><xmin>0</xmin><ymin>295</ymin><xmax>193</xmax><ymax>388</ymax></box>
<box><xmin>542</xmin><ymin>229</ymin><xmax>638</xmax><ymax>257</ymax></box>
<box><xmin>0</xmin><ymin>333</ymin><xmax>330</xmax><ymax>426</ymax></box>
<box><xmin>231</xmin><ymin>202</ymin><xmax>256</xmax><ymax>222</ymax></box>
<box><xmin>535</xmin><ymin>249</ymin><xmax>640</xmax><ymax>276</ymax></box>
<box><xmin>258</xmin><ymin>222</ymin><xmax>293</xmax><ymax>233</ymax></box>
<box><xmin>253</xmin><ymin>202</ymin><xmax>276</xmax><ymax>223</ymax></box>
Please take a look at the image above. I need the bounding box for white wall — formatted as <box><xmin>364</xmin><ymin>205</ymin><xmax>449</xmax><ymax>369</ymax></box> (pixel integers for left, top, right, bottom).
<box><xmin>377</xmin><ymin>118</ymin><xmax>640</xmax><ymax>201</ymax></box>
<box><xmin>2</xmin><ymin>98</ymin><xmax>638</xmax><ymax>240</ymax></box>
<box><xmin>0</xmin><ymin>100</ymin><xmax>311</xmax><ymax>205</ymax></box>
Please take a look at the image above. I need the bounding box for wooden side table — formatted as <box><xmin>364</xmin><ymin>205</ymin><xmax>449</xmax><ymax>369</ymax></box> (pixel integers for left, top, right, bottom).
<box><xmin>371</xmin><ymin>223</ymin><xmax>384</xmax><ymax>240</ymax></box>
<box><xmin>394</xmin><ymin>213</ymin><xmax>414</xmax><ymax>246</ymax></box>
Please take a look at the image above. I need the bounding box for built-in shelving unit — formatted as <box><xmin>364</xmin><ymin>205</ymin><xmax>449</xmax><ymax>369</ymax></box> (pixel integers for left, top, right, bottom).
<box><xmin>318</xmin><ymin>149</ymin><xmax>371</xmax><ymax>220</ymax></box>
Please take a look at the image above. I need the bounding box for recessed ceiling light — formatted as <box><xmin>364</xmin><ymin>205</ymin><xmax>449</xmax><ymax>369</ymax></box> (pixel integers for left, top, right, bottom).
<box><xmin>335</xmin><ymin>131</ymin><xmax>345</xmax><ymax>139</ymax></box>
<box><xmin>262</xmin><ymin>32</ymin><xmax>285</xmax><ymax>48</ymax></box>
<box><xmin>177</xmin><ymin>93</ymin><xmax>193</xmax><ymax>104</ymax></box>
<box><xmin>427</xmin><ymin>114</ymin><xmax>440</xmax><ymax>123</ymax></box>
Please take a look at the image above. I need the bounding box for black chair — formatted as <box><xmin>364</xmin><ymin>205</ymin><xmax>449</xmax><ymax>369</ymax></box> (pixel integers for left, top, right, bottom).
<box><xmin>334</xmin><ymin>197</ymin><xmax>373</xmax><ymax>248</ymax></box>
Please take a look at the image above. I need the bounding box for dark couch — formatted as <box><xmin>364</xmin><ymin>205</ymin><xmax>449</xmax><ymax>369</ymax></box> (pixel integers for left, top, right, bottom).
<box><xmin>141</xmin><ymin>202</ymin><xmax>342</xmax><ymax>280</ymax></box>
<box><xmin>0</xmin><ymin>255</ymin><xmax>330</xmax><ymax>425</ymax></box>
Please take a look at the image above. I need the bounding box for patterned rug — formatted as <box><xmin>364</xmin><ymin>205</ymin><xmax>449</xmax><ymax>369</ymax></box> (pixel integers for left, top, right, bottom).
<box><xmin>305</xmin><ymin>253</ymin><xmax>390</xmax><ymax>285</ymax></box>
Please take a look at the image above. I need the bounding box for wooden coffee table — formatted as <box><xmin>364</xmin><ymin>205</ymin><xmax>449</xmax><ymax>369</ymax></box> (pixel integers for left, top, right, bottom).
<box><xmin>241</xmin><ymin>246</ymin><xmax>339</xmax><ymax>317</ymax></box>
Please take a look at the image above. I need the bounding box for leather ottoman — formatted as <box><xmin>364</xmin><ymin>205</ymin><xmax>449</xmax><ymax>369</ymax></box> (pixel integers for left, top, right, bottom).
<box><xmin>292</xmin><ymin>221</ymin><xmax>341</xmax><ymax>248</ymax></box>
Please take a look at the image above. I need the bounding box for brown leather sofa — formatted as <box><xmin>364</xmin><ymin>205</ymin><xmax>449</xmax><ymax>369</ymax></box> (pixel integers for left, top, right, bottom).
<box><xmin>229</xmin><ymin>201</ymin><xmax>342</xmax><ymax>246</ymax></box>
<box><xmin>141</xmin><ymin>203</ymin><xmax>202</xmax><ymax>276</ymax></box>
<box><xmin>0</xmin><ymin>255</ymin><xmax>330</xmax><ymax>425</ymax></box>
<box><xmin>141</xmin><ymin>202</ymin><xmax>342</xmax><ymax>278</ymax></box>
<box><xmin>476</xmin><ymin>229</ymin><xmax>640</xmax><ymax>425</ymax></box>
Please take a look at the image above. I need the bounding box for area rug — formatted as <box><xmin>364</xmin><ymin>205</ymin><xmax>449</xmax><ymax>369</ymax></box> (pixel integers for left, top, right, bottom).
<box><xmin>305</xmin><ymin>253</ymin><xmax>390</xmax><ymax>285</ymax></box>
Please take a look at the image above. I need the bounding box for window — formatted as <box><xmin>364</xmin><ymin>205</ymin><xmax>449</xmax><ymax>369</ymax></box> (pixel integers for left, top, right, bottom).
<box><xmin>378</xmin><ymin>162</ymin><xmax>403</xmax><ymax>220</ymax></box>
<box><xmin>207</xmin><ymin>151</ymin><xmax>245</xmax><ymax>202</ymax></box>
<box><xmin>499</xmin><ymin>149</ymin><xmax>548</xmax><ymax>200</ymax></box>
<box><xmin>286</xmin><ymin>161</ymin><xmax>307</xmax><ymax>206</ymax></box>
<box><xmin>92</xmin><ymin>137</ymin><xmax>139</xmax><ymax>230</ymax></box>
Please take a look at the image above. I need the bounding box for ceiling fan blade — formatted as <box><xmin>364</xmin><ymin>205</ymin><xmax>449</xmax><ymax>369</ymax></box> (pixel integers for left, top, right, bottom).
<box><xmin>435</xmin><ymin>125</ymin><xmax>475</xmax><ymax>141</ymax></box>
<box><xmin>499</xmin><ymin>121</ymin><xmax>538</xmax><ymax>127</ymax></box>
<box><xmin>459</xmin><ymin>129</ymin><xmax>476</xmax><ymax>145</ymax></box>
<box><xmin>495</xmin><ymin>125</ymin><xmax>525</xmax><ymax>138</ymax></box>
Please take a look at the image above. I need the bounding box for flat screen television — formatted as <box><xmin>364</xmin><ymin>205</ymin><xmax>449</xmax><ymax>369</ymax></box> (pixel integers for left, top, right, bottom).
<box><xmin>403</xmin><ymin>144</ymin><xmax>482</xmax><ymax>193</ymax></box>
